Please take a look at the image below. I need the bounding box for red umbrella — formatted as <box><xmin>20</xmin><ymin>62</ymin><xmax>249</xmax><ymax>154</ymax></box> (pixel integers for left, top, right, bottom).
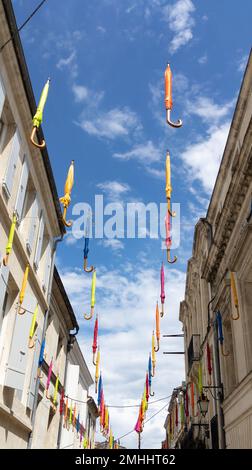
<box><xmin>92</xmin><ymin>316</ymin><xmax>98</xmax><ymax>365</ymax></box>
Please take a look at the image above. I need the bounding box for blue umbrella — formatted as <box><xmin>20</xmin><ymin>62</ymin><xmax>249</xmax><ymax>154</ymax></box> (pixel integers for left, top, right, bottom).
<box><xmin>216</xmin><ymin>311</ymin><xmax>229</xmax><ymax>356</ymax></box>
<box><xmin>148</xmin><ymin>354</ymin><xmax>154</xmax><ymax>396</ymax></box>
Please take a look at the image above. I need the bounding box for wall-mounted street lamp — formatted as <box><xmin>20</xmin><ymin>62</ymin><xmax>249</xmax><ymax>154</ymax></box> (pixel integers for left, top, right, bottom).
<box><xmin>197</xmin><ymin>393</ymin><xmax>210</xmax><ymax>418</ymax></box>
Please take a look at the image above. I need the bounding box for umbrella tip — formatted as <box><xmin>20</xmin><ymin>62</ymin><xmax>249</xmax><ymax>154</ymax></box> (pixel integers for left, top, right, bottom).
<box><xmin>47</xmin><ymin>77</ymin><xmax>51</xmax><ymax>82</ymax></box>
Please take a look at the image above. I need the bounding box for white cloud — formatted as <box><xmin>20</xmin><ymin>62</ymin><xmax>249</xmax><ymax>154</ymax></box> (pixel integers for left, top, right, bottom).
<box><xmin>59</xmin><ymin>261</ymin><xmax>186</xmax><ymax>448</ymax></box>
<box><xmin>187</xmin><ymin>96</ymin><xmax>235</xmax><ymax>125</ymax></box>
<box><xmin>79</xmin><ymin>107</ymin><xmax>142</xmax><ymax>140</ymax></box>
<box><xmin>97</xmin><ymin>180</ymin><xmax>131</xmax><ymax>200</ymax></box>
<box><xmin>72</xmin><ymin>84</ymin><xmax>89</xmax><ymax>102</ymax></box>
<box><xmin>163</xmin><ymin>0</ymin><xmax>195</xmax><ymax>54</ymax></box>
<box><xmin>181</xmin><ymin>122</ymin><xmax>230</xmax><ymax>193</ymax></box>
<box><xmin>237</xmin><ymin>54</ymin><xmax>248</xmax><ymax>73</ymax></box>
<box><xmin>198</xmin><ymin>54</ymin><xmax>208</xmax><ymax>65</ymax></box>
<box><xmin>113</xmin><ymin>140</ymin><xmax>161</xmax><ymax>164</ymax></box>
<box><xmin>100</xmin><ymin>239</ymin><xmax>125</xmax><ymax>251</ymax></box>
<box><xmin>56</xmin><ymin>51</ymin><xmax>76</xmax><ymax>69</ymax></box>
<box><xmin>97</xmin><ymin>25</ymin><xmax>107</xmax><ymax>34</ymax></box>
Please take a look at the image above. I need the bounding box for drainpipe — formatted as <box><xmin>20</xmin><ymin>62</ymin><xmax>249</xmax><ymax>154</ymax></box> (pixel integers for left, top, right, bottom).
<box><xmin>212</xmin><ymin>315</ymin><xmax>226</xmax><ymax>449</ymax></box>
<box><xmin>27</xmin><ymin>234</ymin><xmax>63</xmax><ymax>449</ymax></box>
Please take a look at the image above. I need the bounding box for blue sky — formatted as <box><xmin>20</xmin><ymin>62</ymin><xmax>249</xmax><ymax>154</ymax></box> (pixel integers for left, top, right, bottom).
<box><xmin>13</xmin><ymin>0</ymin><xmax>251</xmax><ymax>448</ymax></box>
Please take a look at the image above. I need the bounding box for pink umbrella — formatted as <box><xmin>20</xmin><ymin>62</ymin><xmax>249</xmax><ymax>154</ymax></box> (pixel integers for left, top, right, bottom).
<box><xmin>160</xmin><ymin>263</ymin><xmax>165</xmax><ymax>317</ymax></box>
<box><xmin>46</xmin><ymin>359</ymin><xmax>53</xmax><ymax>399</ymax></box>
<box><xmin>165</xmin><ymin>211</ymin><xmax>177</xmax><ymax>264</ymax></box>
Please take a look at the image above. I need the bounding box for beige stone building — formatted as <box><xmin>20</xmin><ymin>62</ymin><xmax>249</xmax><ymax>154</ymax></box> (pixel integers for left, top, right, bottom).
<box><xmin>166</xmin><ymin>50</ymin><xmax>252</xmax><ymax>449</ymax></box>
<box><xmin>0</xmin><ymin>1</ymin><xmax>96</xmax><ymax>449</ymax></box>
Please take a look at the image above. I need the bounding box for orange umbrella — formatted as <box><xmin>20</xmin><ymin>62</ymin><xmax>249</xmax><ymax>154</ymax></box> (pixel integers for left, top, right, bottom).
<box><xmin>164</xmin><ymin>64</ymin><xmax>182</xmax><ymax>128</ymax></box>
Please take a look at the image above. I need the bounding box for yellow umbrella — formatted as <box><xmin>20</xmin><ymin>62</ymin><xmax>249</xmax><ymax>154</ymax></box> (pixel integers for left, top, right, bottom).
<box><xmin>30</xmin><ymin>78</ymin><xmax>50</xmax><ymax>149</ymax></box>
<box><xmin>28</xmin><ymin>303</ymin><xmax>38</xmax><ymax>348</ymax></box>
<box><xmin>84</xmin><ymin>268</ymin><xmax>96</xmax><ymax>320</ymax></box>
<box><xmin>95</xmin><ymin>347</ymin><xmax>100</xmax><ymax>393</ymax></box>
<box><xmin>53</xmin><ymin>375</ymin><xmax>59</xmax><ymax>406</ymax></box>
<box><xmin>105</xmin><ymin>406</ymin><xmax>109</xmax><ymax>431</ymax></box>
<box><xmin>59</xmin><ymin>160</ymin><xmax>74</xmax><ymax>227</ymax></box>
<box><xmin>152</xmin><ymin>331</ymin><xmax>156</xmax><ymax>376</ymax></box>
<box><xmin>109</xmin><ymin>428</ymin><xmax>113</xmax><ymax>449</ymax></box>
<box><xmin>165</xmin><ymin>151</ymin><xmax>176</xmax><ymax>217</ymax></box>
<box><xmin>3</xmin><ymin>212</ymin><xmax>17</xmax><ymax>266</ymax></box>
<box><xmin>18</xmin><ymin>264</ymin><xmax>29</xmax><ymax>314</ymax></box>
<box><xmin>230</xmin><ymin>272</ymin><xmax>240</xmax><ymax>320</ymax></box>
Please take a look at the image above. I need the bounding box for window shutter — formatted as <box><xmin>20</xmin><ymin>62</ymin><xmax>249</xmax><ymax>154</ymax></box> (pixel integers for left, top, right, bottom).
<box><xmin>26</xmin><ymin>195</ymin><xmax>39</xmax><ymax>255</ymax></box>
<box><xmin>0</xmin><ymin>264</ymin><xmax>10</xmax><ymax>318</ymax></box>
<box><xmin>14</xmin><ymin>156</ymin><xmax>29</xmax><ymax>221</ymax></box>
<box><xmin>0</xmin><ymin>76</ymin><xmax>5</xmax><ymax>117</ymax></box>
<box><xmin>5</xmin><ymin>296</ymin><xmax>37</xmax><ymax>391</ymax></box>
<box><xmin>2</xmin><ymin>130</ymin><xmax>20</xmax><ymax>198</ymax></box>
<box><xmin>42</xmin><ymin>240</ymin><xmax>52</xmax><ymax>293</ymax></box>
<box><xmin>65</xmin><ymin>364</ymin><xmax>79</xmax><ymax>399</ymax></box>
<box><xmin>34</xmin><ymin>213</ymin><xmax>44</xmax><ymax>270</ymax></box>
<box><xmin>27</xmin><ymin>326</ymin><xmax>42</xmax><ymax>410</ymax></box>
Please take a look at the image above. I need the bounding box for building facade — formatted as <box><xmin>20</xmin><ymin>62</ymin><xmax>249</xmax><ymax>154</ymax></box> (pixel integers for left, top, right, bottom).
<box><xmin>167</xmin><ymin>50</ymin><xmax>252</xmax><ymax>449</ymax></box>
<box><xmin>0</xmin><ymin>1</ymin><xmax>96</xmax><ymax>449</ymax></box>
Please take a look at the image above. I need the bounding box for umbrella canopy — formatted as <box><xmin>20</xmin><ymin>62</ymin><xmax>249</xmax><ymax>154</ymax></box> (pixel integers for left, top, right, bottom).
<box><xmin>98</xmin><ymin>374</ymin><xmax>103</xmax><ymax>406</ymax></box>
<box><xmin>145</xmin><ymin>372</ymin><xmax>149</xmax><ymax>401</ymax></box>
<box><xmin>160</xmin><ymin>263</ymin><xmax>165</xmax><ymax>304</ymax></box>
<box><xmin>91</xmin><ymin>269</ymin><xmax>96</xmax><ymax>308</ymax></box>
<box><xmin>46</xmin><ymin>359</ymin><xmax>53</xmax><ymax>392</ymax></box>
<box><xmin>156</xmin><ymin>302</ymin><xmax>160</xmax><ymax>342</ymax></box>
<box><xmin>164</xmin><ymin>64</ymin><xmax>172</xmax><ymax>110</ymax></box>
<box><xmin>148</xmin><ymin>354</ymin><xmax>152</xmax><ymax>385</ymax></box>
<box><xmin>3</xmin><ymin>212</ymin><xmax>17</xmax><ymax>265</ymax></box>
<box><xmin>216</xmin><ymin>311</ymin><xmax>224</xmax><ymax>344</ymax></box>
<box><xmin>92</xmin><ymin>316</ymin><xmax>98</xmax><ymax>354</ymax></box>
<box><xmin>29</xmin><ymin>303</ymin><xmax>38</xmax><ymax>347</ymax></box>
<box><xmin>165</xmin><ymin>151</ymin><xmax>172</xmax><ymax>200</ymax></box>
<box><xmin>53</xmin><ymin>375</ymin><xmax>59</xmax><ymax>405</ymax></box>
<box><xmin>38</xmin><ymin>338</ymin><xmax>45</xmax><ymax>368</ymax></box>
<box><xmin>207</xmin><ymin>342</ymin><xmax>212</xmax><ymax>377</ymax></box>
<box><xmin>19</xmin><ymin>264</ymin><xmax>29</xmax><ymax>307</ymax></box>
<box><xmin>32</xmin><ymin>79</ymin><xmax>50</xmax><ymax>128</ymax></box>
<box><xmin>59</xmin><ymin>388</ymin><xmax>65</xmax><ymax>415</ymax></box>
<box><xmin>59</xmin><ymin>160</ymin><xmax>74</xmax><ymax>227</ymax></box>
<box><xmin>165</xmin><ymin>212</ymin><xmax>172</xmax><ymax>249</ymax></box>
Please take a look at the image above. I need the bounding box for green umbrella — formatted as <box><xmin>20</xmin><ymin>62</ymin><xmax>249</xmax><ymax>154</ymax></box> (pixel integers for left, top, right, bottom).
<box><xmin>30</xmin><ymin>78</ymin><xmax>50</xmax><ymax>149</ymax></box>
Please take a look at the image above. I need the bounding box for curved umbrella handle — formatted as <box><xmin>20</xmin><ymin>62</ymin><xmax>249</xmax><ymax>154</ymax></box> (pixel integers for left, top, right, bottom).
<box><xmin>160</xmin><ymin>303</ymin><xmax>165</xmax><ymax>318</ymax></box>
<box><xmin>231</xmin><ymin>305</ymin><xmax>240</xmax><ymax>321</ymax></box>
<box><xmin>154</xmin><ymin>339</ymin><xmax>160</xmax><ymax>353</ymax></box>
<box><xmin>62</xmin><ymin>207</ymin><xmax>73</xmax><ymax>228</ymax></box>
<box><xmin>221</xmin><ymin>343</ymin><xmax>230</xmax><ymax>357</ymax></box>
<box><xmin>92</xmin><ymin>352</ymin><xmax>97</xmax><ymax>366</ymax></box>
<box><xmin>167</xmin><ymin>249</ymin><xmax>177</xmax><ymax>264</ymax></box>
<box><xmin>17</xmin><ymin>305</ymin><xmax>27</xmax><ymax>315</ymax></box>
<box><xmin>84</xmin><ymin>306</ymin><xmax>95</xmax><ymax>321</ymax></box>
<box><xmin>167</xmin><ymin>199</ymin><xmax>176</xmax><ymax>218</ymax></box>
<box><xmin>84</xmin><ymin>258</ymin><xmax>94</xmax><ymax>273</ymax></box>
<box><xmin>37</xmin><ymin>367</ymin><xmax>43</xmax><ymax>379</ymax></box>
<box><xmin>30</xmin><ymin>126</ymin><xmax>46</xmax><ymax>149</ymax></box>
<box><xmin>46</xmin><ymin>389</ymin><xmax>51</xmax><ymax>399</ymax></box>
<box><xmin>166</xmin><ymin>109</ymin><xmax>182</xmax><ymax>129</ymax></box>
<box><xmin>3</xmin><ymin>254</ymin><xmax>9</xmax><ymax>266</ymax></box>
<box><xmin>149</xmin><ymin>386</ymin><xmax>155</xmax><ymax>397</ymax></box>
<box><xmin>28</xmin><ymin>337</ymin><xmax>36</xmax><ymax>349</ymax></box>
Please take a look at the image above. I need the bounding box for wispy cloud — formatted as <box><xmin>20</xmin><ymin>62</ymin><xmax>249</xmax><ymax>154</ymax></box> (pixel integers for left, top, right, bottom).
<box><xmin>198</xmin><ymin>54</ymin><xmax>208</xmax><ymax>65</ymax></box>
<box><xmin>163</xmin><ymin>0</ymin><xmax>195</xmax><ymax>54</ymax></box>
<box><xmin>113</xmin><ymin>140</ymin><xmax>161</xmax><ymax>164</ymax></box>
<box><xmin>237</xmin><ymin>54</ymin><xmax>248</xmax><ymax>73</ymax></box>
<box><xmin>100</xmin><ymin>239</ymin><xmax>125</xmax><ymax>251</ymax></box>
<box><xmin>97</xmin><ymin>180</ymin><xmax>131</xmax><ymax>200</ymax></box>
<box><xmin>186</xmin><ymin>96</ymin><xmax>235</xmax><ymax>125</ymax></box>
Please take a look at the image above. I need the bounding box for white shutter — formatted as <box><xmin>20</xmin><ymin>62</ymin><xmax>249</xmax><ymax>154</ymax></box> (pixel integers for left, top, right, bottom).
<box><xmin>14</xmin><ymin>156</ymin><xmax>29</xmax><ymax>221</ymax></box>
<box><xmin>26</xmin><ymin>195</ymin><xmax>39</xmax><ymax>254</ymax></box>
<box><xmin>0</xmin><ymin>264</ymin><xmax>9</xmax><ymax>318</ymax></box>
<box><xmin>5</xmin><ymin>296</ymin><xmax>37</xmax><ymax>391</ymax></box>
<box><xmin>65</xmin><ymin>364</ymin><xmax>79</xmax><ymax>400</ymax></box>
<box><xmin>27</xmin><ymin>326</ymin><xmax>42</xmax><ymax>410</ymax></box>
<box><xmin>42</xmin><ymin>240</ymin><xmax>52</xmax><ymax>293</ymax></box>
<box><xmin>0</xmin><ymin>76</ymin><xmax>5</xmax><ymax>117</ymax></box>
<box><xmin>2</xmin><ymin>130</ymin><xmax>20</xmax><ymax>198</ymax></box>
<box><xmin>34</xmin><ymin>213</ymin><xmax>44</xmax><ymax>270</ymax></box>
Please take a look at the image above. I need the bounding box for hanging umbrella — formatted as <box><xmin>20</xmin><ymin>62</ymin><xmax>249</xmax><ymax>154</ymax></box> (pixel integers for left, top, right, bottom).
<box><xmin>83</xmin><ymin>432</ymin><xmax>88</xmax><ymax>449</ymax></box>
<box><xmin>92</xmin><ymin>316</ymin><xmax>98</xmax><ymax>365</ymax></box>
<box><xmin>18</xmin><ymin>264</ymin><xmax>30</xmax><ymax>314</ymax></box>
<box><xmin>216</xmin><ymin>310</ymin><xmax>229</xmax><ymax>356</ymax></box>
<box><xmin>37</xmin><ymin>337</ymin><xmax>45</xmax><ymax>378</ymax></box>
<box><xmin>73</xmin><ymin>403</ymin><xmax>77</xmax><ymax>430</ymax></box>
<box><xmin>165</xmin><ymin>151</ymin><xmax>176</xmax><ymax>217</ymax></box>
<box><xmin>84</xmin><ymin>213</ymin><xmax>94</xmax><ymax>272</ymax></box>
<box><xmin>164</xmin><ymin>64</ymin><xmax>182</xmax><ymax>128</ymax></box>
<box><xmin>76</xmin><ymin>412</ymin><xmax>80</xmax><ymax>435</ymax></box>
<box><xmin>148</xmin><ymin>354</ymin><xmax>154</xmax><ymax>396</ymax></box>
<box><xmin>28</xmin><ymin>303</ymin><xmax>38</xmax><ymax>348</ymax></box>
<box><xmin>59</xmin><ymin>160</ymin><xmax>74</xmax><ymax>227</ymax></box>
<box><xmin>100</xmin><ymin>395</ymin><xmax>105</xmax><ymax>430</ymax></box>
<box><xmin>69</xmin><ymin>401</ymin><xmax>73</xmax><ymax>426</ymax></box>
<box><xmin>52</xmin><ymin>374</ymin><xmax>59</xmax><ymax>410</ymax></box>
<box><xmin>64</xmin><ymin>397</ymin><xmax>68</xmax><ymax>428</ymax></box>
<box><xmin>145</xmin><ymin>372</ymin><xmax>149</xmax><ymax>402</ymax></box>
<box><xmin>97</xmin><ymin>373</ymin><xmax>103</xmax><ymax>407</ymax></box>
<box><xmin>154</xmin><ymin>302</ymin><xmax>160</xmax><ymax>352</ymax></box>
<box><xmin>30</xmin><ymin>78</ymin><xmax>50</xmax><ymax>148</ymax></box>
<box><xmin>165</xmin><ymin>211</ymin><xmax>177</xmax><ymax>264</ymax></box>
<box><xmin>3</xmin><ymin>212</ymin><xmax>17</xmax><ymax>266</ymax></box>
<box><xmin>109</xmin><ymin>428</ymin><xmax>113</xmax><ymax>449</ymax></box>
<box><xmin>84</xmin><ymin>269</ymin><xmax>96</xmax><ymax>320</ymax></box>
<box><xmin>95</xmin><ymin>347</ymin><xmax>100</xmax><ymax>393</ymax></box>
<box><xmin>59</xmin><ymin>388</ymin><xmax>65</xmax><ymax>415</ymax></box>
<box><xmin>151</xmin><ymin>332</ymin><xmax>156</xmax><ymax>377</ymax></box>
<box><xmin>160</xmin><ymin>263</ymin><xmax>165</xmax><ymax>317</ymax></box>
<box><xmin>230</xmin><ymin>272</ymin><xmax>240</xmax><ymax>320</ymax></box>
<box><xmin>46</xmin><ymin>359</ymin><xmax>53</xmax><ymax>399</ymax></box>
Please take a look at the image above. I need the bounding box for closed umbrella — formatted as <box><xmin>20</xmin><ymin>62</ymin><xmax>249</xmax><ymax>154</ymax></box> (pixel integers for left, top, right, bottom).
<box><xmin>92</xmin><ymin>316</ymin><xmax>98</xmax><ymax>365</ymax></box>
<box><xmin>165</xmin><ymin>211</ymin><xmax>177</xmax><ymax>264</ymax></box>
<box><xmin>37</xmin><ymin>337</ymin><xmax>45</xmax><ymax>378</ymax></box>
<box><xmin>151</xmin><ymin>331</ymin><xmax>156</xmax><ymax>377</ymax></box>
<box><xmin>206</xmin><ymin>343</ymin><xmax>212</xmax><ymax>385</ymax></box>
<box><xmin>30</xmin><ymin>78</ymin><xmax>50</xmax><ymax>148</ymax></box>
<box><xmin>230</xmin><ymin>272</ymin><xmax>240</xmax><ymax>320</ymax></box>
<box><xmin>216</xmin><ymin>311</ymin><xmax>229</xmax><ymax>356</ymax></box>
<box><xmin>84</xmin><ymin>213</ymin><xmax>94</xmax><ymax>272</ymax></box>
<box><xmin>164</xmin><ymin>64</ymin><xmax>182</xmax><ymax>128</ymax></box>
<box><xmin>160</xmin><ymin>263</ymin><xmax>165</xmax><ymax>317</ymax></box>
<box><xmin>18</xmin><ymin>264</ymin><xmax>29</xmax><ymax>314</ymax></box>
<box><xmin>59</xmin><ymin>160</ymin><xmax>74</xmax><ymax>227</ymax></box>
<box><xmin>84</xmin><ymin>269</ymin><xmax>96</xmax><ymax>320</ymax></box>
<box><xmin>148</xmin><ymin>354</ymin><xmax>154</xmax><ymax>397</ymax></box>
<box><xmin>28</xmin><ymin>303</ymin><xmax>38</xmax><ymax>348</ymax></box>
<box><xmin>3</xmin><ymin>212</ymin><xmax>17</xmax><ymax>266</ymax></box>
<box><xmin>46</xmin><ymin>358</ymin><xmax>53</xmax><ymax>399</ymax></box>
<box><xmin>95</xmin><ymin>347</ymin><xmax>100</xmax><ymax>393</ymax></box>
<box><xmin>154</xmin><ymin>302</ymin><xmax>160</xmax><ymax>351</ymax></box>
